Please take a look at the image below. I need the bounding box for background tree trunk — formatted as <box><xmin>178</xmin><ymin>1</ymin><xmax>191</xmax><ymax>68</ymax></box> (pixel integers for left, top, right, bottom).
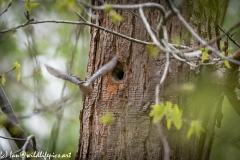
<box><xmin>76</xmin><ymin>0</ymin><xmax>224</xmax><ymax>159</ymax></box>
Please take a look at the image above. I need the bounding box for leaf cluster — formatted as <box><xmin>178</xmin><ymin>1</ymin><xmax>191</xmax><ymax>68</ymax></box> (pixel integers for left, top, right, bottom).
<box><xmin>149</xmin><ymin>101</ymin><xmax>205</xmax><ymax>138</ymax></box>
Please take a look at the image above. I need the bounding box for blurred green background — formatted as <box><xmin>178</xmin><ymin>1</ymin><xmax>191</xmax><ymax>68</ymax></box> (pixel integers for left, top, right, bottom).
<box><xmin>0</xmin><ymin>0</ymin><xmax>240</xmax><ymax>159</ymax></box>
<box><xmin>0</xmin><ymin>0</ymin><xmax>90</xmax><ymax>158</ymax></box>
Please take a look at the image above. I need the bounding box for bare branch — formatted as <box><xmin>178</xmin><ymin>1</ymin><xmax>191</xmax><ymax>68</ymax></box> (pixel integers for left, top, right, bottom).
<box><xmin>217</xmin><ymin>23</ymin><xmax>240</xmax><ymax>48</ymax></box>
<box><xmin>0</xmin><ymin>1</ymin><xmax>12</xmax><ymax>17</ymax></box>
<box><xmin>157</xmin><ymin>122</ymin><xmax>170</xmax><ymax>160</ymax></box>
<box><xmin>0</xmin><ymin>135</ymin><xmax>26</xmax><ymax>141</ymax></box>
<box><xmin>0</xmin><ymin>19</ymin><xmax>152</xmax><ymax>45</ymax></box>
<box><xmin>73</xmin><ymin>10</ymin><xmax>87</xmax><ymax>22</ymax></box>
<box><xmin>139</xmin><ymin>8</ymin><xmax>160</xmax><ymax>45</ymax></box>
<box><xmin>78</xmin><ymin>1</ymin><xmax>167</xmax><ymax>16</ymax></box>
<box><xmin>130</xmin><ymin>10</ymin><xmax>157</xmax><ymax>34</ymax></box>
<box><xmin>167</xmin><ymin>0</ymin><xmax>240</xmax><ymax>65</ymax></box>
<box><xmin>22</xmin><ymin>135</ymin><xmax>37</xmax><ymax>158</ymax></box>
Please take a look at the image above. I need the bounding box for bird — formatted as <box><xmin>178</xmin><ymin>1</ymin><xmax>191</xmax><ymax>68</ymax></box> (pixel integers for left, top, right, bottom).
<box><xmin>45</xmin><ymin>56</ymin><xmax>118</xmax><ymax>95</ymax></box>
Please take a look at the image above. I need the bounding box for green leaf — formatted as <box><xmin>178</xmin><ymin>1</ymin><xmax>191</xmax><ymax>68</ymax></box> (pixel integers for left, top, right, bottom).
<box><xmin>224</xmin><ymin>60</ymin><xmax>231</xmax><ymax>69</ymax></box>
<box><xmin>201</xmin><ymin>49</ymin><xmax>208</xmax><ymax>62</ymax></box>
<box><xmin>24</xmin><ymin>0</ymin><xmax>39</xmax><ymax>12</ymax></box>
<box><xmin>167</xmin><ymin>118</ymin><xmax>172</xmax><ymax>129</ymax></box>
<box><xmin>104</xmin><ymin>4</ymin><xmax>112</xmax><ymax>12</ymax></box>
<box><xmin>147</xmin><ymin>45</ymin><xmax>159</xmax><ymax>56</ymax></box>
<box><xmin>109</xmin><ymin>11</ymin><xmax>122</xmax><ymax>24</ymax></box>
<box><xmin>171</xmin><ymin>104</ymin><xmax>182</xmax><ymax>130</ymax></box>
<box><xmin>100</xmin><ymin>112</ymin><xmax>115</xmax><ymax>125</ymax></box>
<box><xmin>227</xmin><ymin>47</ymin><xmax>233</xmax><ymax>58</ymax></box>
<box><xmin>1</xmin><ymin>74</ymin><xmax>6</xmax><ymax>86</ymax></box>
<box><xmin>149</xmin><ymin>103</ymin><xmax>166</xmax><ymax>123</ymax></box>
<box><xmin>187</xmin><ymin>120</ymin><xmax>205</xmax><ymax>139</ymax></box>
<box><xmin>31</xmin><ymin>2</ymin><xmax>39</xmax><ymax>8</ymax></box>
<box><xmin>25</xmin><ymin>0</ymin><xmax>31</xmax><ymax>11</ymax></box>
<box><xmin>13</xmin><ymin>61</ymin><xmax>21</xmax><ymax>82</ymax></box>
<box><xmin>187</xmin><ymin>126</ymin><xmax>194</xmax><ymax>139</ymax></box>
<box><xmin>220</xmin><ymin>51</ymin><xmax>226</xmax><ymax>56</ymax></box>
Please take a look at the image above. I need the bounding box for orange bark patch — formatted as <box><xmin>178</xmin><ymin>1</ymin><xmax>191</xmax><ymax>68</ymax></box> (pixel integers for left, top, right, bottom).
<box><xmin>103</xmin><ymin>76</ymin><xmax>124</xmax><ymax>100</ymax></box>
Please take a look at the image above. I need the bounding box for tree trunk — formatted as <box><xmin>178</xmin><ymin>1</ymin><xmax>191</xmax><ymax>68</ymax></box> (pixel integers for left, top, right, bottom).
<box><xmin>76</xmin><ymin>0</ymin><xmax>226</xmax><ymax>159</ymax></box>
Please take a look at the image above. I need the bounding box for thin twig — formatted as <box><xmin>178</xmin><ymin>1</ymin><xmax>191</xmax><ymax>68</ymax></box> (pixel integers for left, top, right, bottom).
<box><xmin>0</xmin><ymin>1</ymin><xmax>12</xmax><ymax>17</ymax></box>
<box><xmin>130</xmin><ymin>10</ymin><xmax>157</xmax><ymax>34</ymax></box>
<box><xmin>167</xmin><ymin>0</ymin><xmax>240</xmax><ymax>65</ymax></box>
<box><xmin>22</xmin><ymin>135</ymin><xmax>37</xmax><ymax>160</ymax></box>
<box><xmin>0</xmin><ymin>67</ymin><xmax>16</xmax><ymax>78</ymax></box>
<box><xmin>78</xmin><ymin>1</ymin><xmax>167</xmax><ymax>16</ymax></box>
<box><xmin>0</xmin><ymin>19</ymin><xmax>152</xmax><ymax>45</ymax></box>
<box><xmin>73</xmin><ymin>10</ymin><xmax>87</xmax><ymax>22</ymax></box>
<box><xmin>157</xmin><ymin>122</ymin><xmax>170</xmax><ymax>160</ymax></box>
<box><xmin>0</xmin><ymin>135</ymin><xmax>26</xmax><ymax>141</ymax></box>
<box><xmin>217</xmin><ymin>23</ymin><xmax>240</xmax><ymax>48</ymax></box>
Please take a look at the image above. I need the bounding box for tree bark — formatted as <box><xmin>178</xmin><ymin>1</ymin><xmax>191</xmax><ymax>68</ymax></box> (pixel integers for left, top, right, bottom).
<box><xmin>76</xmin><ymin>0</ymin><xmax>229</xmax><ymax>159</ymax></box>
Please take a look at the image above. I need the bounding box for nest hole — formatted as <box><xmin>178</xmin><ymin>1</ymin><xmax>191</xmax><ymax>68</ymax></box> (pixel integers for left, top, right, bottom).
<box><xmin>111</xmin><ymin>61</ymin><xmax>124</xmax><ymax>82</ymax></box>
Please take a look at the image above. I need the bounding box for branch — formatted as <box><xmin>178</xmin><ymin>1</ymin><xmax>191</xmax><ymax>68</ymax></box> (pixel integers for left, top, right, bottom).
<box><xmin>0</xmin><ymin>111</ymin><xmax>33</xmax><ymax>151</ymax></box>
<box><xmin>167</xmin><ymin>0</ymin><xmax>240</xmax><ymax>65</ymax></box>
<box><xmin>217</xmin><ymin>23</ymin><xmax>240</xmax><ymax>48</ymax></box>
<box><xmin>78</xmin><ymin>1</ymin><xmax>167</xmax><ymax>16</ymax></box>
<box><xmin>22</xmin><ymin>135</ymin><xmax>37</xmax><ymax>160</ymax></box>
<box><xmin>157</xmin><ymin>122</ymin><xmax>170</xmax><ymax>160</ymax></box>
<box><xmin>0</xmin><ymin>135</ymin><xmax>26</xmax><ymax>141</ymax></box>
<box><xmin>0</xmin><ymin>19</ymin><xmax>152</xmax><ymax>45</ymax></box>
<box><xmin>0</xmin><ymin>84</ymin><xmax>19</xmax><ymax>124</ymax></box>
<box><xmin>0</xmin><ymin>1</ymin><xmax>12</xmax><ymax>17</ymax></box>
<box><xmin>0</xmin><ymin>66</ymin><xmax>16</xmax><ymax>79</ymax></box>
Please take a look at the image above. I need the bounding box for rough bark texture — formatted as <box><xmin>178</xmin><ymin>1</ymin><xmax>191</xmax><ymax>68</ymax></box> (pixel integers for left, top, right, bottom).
<box><xmin>76</xmin><ymin>0</ymin><xmax>229</xmax><ymax>159</ymax></box>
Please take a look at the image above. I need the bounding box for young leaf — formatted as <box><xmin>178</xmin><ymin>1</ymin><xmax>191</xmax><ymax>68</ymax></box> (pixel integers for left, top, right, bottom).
<box><xmin>220</xmin><ymin>51</ymin><xmax>226</xmax><ymax>56</ymax></box>
<box><xmin>31</xmin><ymin>2</ymin><xmax>39</xmax><ymax>8</ymax></box>
<box><xmin>201</xmin><ymin>49</ymin><xmax>208</xmax><ymax>62</ymax></box>
<box><xmin>187</xmin><ymin>126</ymin><xmax>194</xmax><ymax>139</ymax></box>
<box><xmin>170</xmin><ymin>104</ymin><xmax>182</xmax><ymax>130</ymax></box>
<box><xmin>167</xmin><ymin>118</ymin><xmax>172</xmax><ymax>129</ymax></box>
<box><xmin>25</xmin><ymin>0</ymin><xmax>31</xmax><ymax>11</ymax></box>
<box><xmin>147</xmin><ymin>45</ymin><xmax>159</xmax><ymax>56</ymax></box>
<box><xmin>109</xmin><ymin>11</ymin><xmax>122</xmax><ymax>24</ymax></box>
<box><xmin>100</xmin><ymin>112</ymin><xmax>115</xmax><ymax>125</ymax></box>
<box><xmin>24</xmin><ymin>0</ymin><xmax>39</xmax><ymax>12</ymax></box>
<box><xmin>149</xmin><ymin>103</ymin><xmax>166</xmax><ymax>123</ymax></box>
<box><xmin>227</xmin><ymin>47</ymin><xmax>233</xmax><ymax>58</ymax></box>
<box><xmin>13</xmin><ymin>61</ymin><xmax>21</xmax><ymax>82</ymax></box>
<box><xmin>1</xmin><ymin>74</ymin><xmax>6</xmax><ymax>86</ymax></box>
<box><xmin>187</xmin><ymin>120</ymin><xmax>204</xmax><ymax>139</ymax></box>
<box><xmin>104</xmin><ymin>4</ymin><xmax>112</xmax><ymax>12</ymax></box>
<box><xmin>224</xmin><ymin>60</ymin><xmax>231</xmax><ymax>69</ymax></box>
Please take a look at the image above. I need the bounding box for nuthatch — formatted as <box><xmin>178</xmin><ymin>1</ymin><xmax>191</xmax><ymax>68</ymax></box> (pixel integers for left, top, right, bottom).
<box><xmin>45</xmin><ymin>56</ymin><xmax>118</xmax><ymax>95</ymax></box>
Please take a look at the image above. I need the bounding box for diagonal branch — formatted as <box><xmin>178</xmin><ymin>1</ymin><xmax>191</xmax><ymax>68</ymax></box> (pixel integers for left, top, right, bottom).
<box><xmin>217</xmin><ymin>23</ymin><xmax>240</xmax><ymax>48</ymax></box>
<box><xmin>0</xmin><ymin>19</ymin><xmax>152</xmax><ymax>45</ymax></box>
<box><xmin>166</xmin><ymin>0</ymin><xmax>240</xmax><ymax>65</ymax></box>
<box><xmin>0</xmin><ymin>1</ymin><xmax>12</xmax><ymax>17</ymax></box>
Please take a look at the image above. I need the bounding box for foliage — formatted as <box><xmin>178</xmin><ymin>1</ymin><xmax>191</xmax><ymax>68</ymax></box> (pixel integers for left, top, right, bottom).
<box><xmin>100</xmin><ymin>112</ymin><xmax>115</xmax><ymax>125</ymax></box>
<box><xmin>149</xmin><ymin>102</ymin><xmax>183</xmax><ymax>130</ymax></box>
<box><xmin>150</xmin><ymin>102</ymin><xmax>205</xmax><ymax>138</ymax></box>
<box><xmin>147</xmin><ymin>44</ymin><xmax>159</xmax><ymax>56</ymax></box>
<box><xmin>109</xmin><ymin>10</ymin><xmax>123</xmax><ymax>24</ymax></box>
<box><xmin>187</xmin><ymin>120</ymin><xmax>205</xmax><ymax>139</ymax></box>
<box><xmin>1</xmin><ymin>74</ymin><xmax>6</xmax><ymax>86</ymax></box>
<box><xmin>24</xmin><ymin>0</ymin><xmax>39</xmax><ymax>12</ymax></box>
<box><xmin>13</xmin><ymin>61</ymin><xmax>21</xmax><ymax>82</ymax></box>
<box><xmin>200</xmin><ymin>48</ymin><xmax>208</xmax><ymax>62</ymax></box>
